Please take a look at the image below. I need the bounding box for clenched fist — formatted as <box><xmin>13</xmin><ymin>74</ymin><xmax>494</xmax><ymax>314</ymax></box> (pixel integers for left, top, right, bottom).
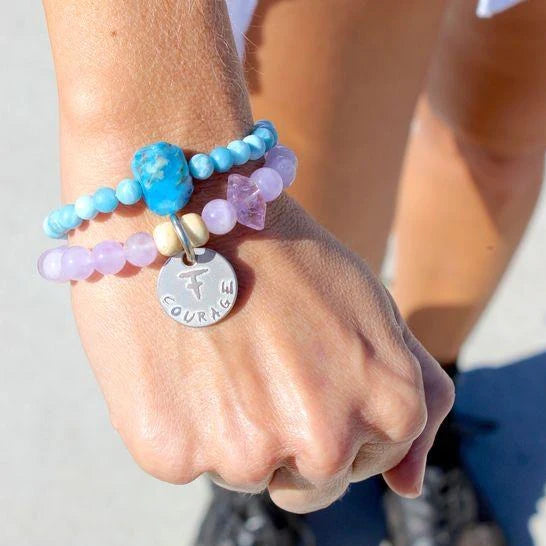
<box><xmin>70</xmin><ymin>193</ymin><xmax>454</xmax><ymax>514</ymax></box>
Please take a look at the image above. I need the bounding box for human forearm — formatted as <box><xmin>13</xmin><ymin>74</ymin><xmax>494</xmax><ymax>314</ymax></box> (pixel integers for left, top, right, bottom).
<box><xmin>43</xmin><ymin>0</ymin><xmax>253</xmax><ymax>222</ymax></box>
<box><xmin>41</xmin><ymin>0</ymin><xmax>454</xmax><ymax>514</ymax></box>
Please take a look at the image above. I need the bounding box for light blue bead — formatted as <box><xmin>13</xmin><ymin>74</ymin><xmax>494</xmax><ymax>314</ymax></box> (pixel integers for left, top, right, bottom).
<box><xmin>252</xmin><ymin>126</ymin><xmax>275</xmax><ymax>151</ymax></box>
<box><xmin>227</xmin><ymin>140</ymin><xmax>251</xmax><ymax>165</ymax></box>
<box><xmin>209</xmin><ymin>147</ymin><xmax>234</xmax><ymax>173</ymax></box>
<box><xmin>116</xmin><ymin>178</ymin><xmax>143</xmax><ymax>205</ymax></box>
<box><xmin>74</xmin><ymin>195</ymin><xmax>98</xmax><ymax>220</ymax></box>
<box><xmin>59</xmin><ymin>204</ymin><xmax>83</xmax><ymax>230</ymax></box>
<box><xmin>243</xmin><ymin>134</ymin><xmax>266</xmax><ymax>160</ymax></box>
<box><xmin>48</xmin><ymin>209</ymin><xmax>65</xmax><ymax>233</ymax></box>
<box><xmin>253</xmin><ymin>120</ymin><xmax>278</xmax><ymax>148</ymax></box>
<box><xmin>43</xmin><ymin>215</ymin><xmax>64</xmax><ymax>239</ymax></box>
<box><xmin>132</xmin><ymin>141</ymin><xmax>192</xmax><ymax>216</ymax></box>
<box><xmin>189</xmin><ymin>153</ymin><xmax>215</xmax><ymax>180</ymax></box>
<box><xmin>93</xmin><ymin>187</ymin><xmax>119</xmax><ymax>213</ymax></box>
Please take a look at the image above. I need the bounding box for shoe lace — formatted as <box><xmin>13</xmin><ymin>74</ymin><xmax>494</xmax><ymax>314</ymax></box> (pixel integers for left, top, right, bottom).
<box><xmin>425</xmin><ymin>468</ymin><xmax>479</xmax><ymax>542</ymax></box>
<box><xmin>217</xmin><ymin>490</ymin><xmax>316</xmax><ymax>546</ymax></box>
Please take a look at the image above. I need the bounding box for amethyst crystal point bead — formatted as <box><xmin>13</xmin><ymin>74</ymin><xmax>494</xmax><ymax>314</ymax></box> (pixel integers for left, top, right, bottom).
<box><xmin>227</xmin><ymin>174</ymin><xmax>266</xmax><ymax>231</ymax></box>
<box><xmin>131</xmin><ymin>142</ymin><xmax>193</xmax><ymax>216</ymax></box>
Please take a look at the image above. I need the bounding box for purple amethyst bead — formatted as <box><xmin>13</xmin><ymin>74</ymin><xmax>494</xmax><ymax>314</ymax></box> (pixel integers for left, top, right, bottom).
<box><xmin>37</xmin><ymin>246</ymin><xmax>68</xmax><ymax>282</ymax></box>
<box><xmin>92</xmin><ymin>241</ymin><xmax>126</xmax><ymax>275</ymax></box>
<box><xmin>124</xmin><ymin>232</ymin><xmax>157</xmax><ymax>267</ymax></box>
<box><xmin>202</xmin><ymin>199</ymin><xmax>237</xmax><ymax>235</ymax></box>
<box><xmin>250</xmin><ymin>167</ymin><xmax>284</xmax><ymax>202</ymax></box>
<box><xmin>227</xmin><ymin>174</ymin><xmax>266</xmax><ymax>231</ymax></box>
<box><xmin>61</xmin><ymin>246</ymin><xmax>95</xmax><ymax>281</ymax></box>
<box><xmin>265</xmin><ymin>155</ymin><xmax>297</xmax><ymax>189</ymax></box>
<box><xmin>266</xmin><ymin>144</ymin><xmax>298</xmax><ymax>165</ymax></box>
<box><xmin>265</xmin><ymin>145</ymin><xmax>298</xmax><ymax>188</ymax></box>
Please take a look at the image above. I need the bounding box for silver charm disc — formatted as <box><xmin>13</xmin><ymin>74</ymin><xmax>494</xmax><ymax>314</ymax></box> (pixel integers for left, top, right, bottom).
<box><xmin>157</xmin><ymin>248</ymin><xmax>238</xmax><ymax>327</ymax></box>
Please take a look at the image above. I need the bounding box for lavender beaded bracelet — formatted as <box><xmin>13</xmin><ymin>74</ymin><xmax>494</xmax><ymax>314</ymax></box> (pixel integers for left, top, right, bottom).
<box><xmin>37</xmin><ymin>233</ymin><xmax>158</xmax><ymax>282</ymax></box>
<box><xmin>38</xmin><ymin>144</ymin><xmax>297</xmax><ymax>328</ymax></box>
<box><xmin>43</xmin><ymin>120</ymin><xmax>279</xmax><ymax>239</ymax></box>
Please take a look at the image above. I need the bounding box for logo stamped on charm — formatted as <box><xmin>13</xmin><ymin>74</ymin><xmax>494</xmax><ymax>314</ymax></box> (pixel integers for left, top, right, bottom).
<box><xmin>178</xmin><ymin>268</ymin><xmax>209</xmax><ymax>301</ymax></box>
<box><xmin>157</xmin><ymin>248</ymin><xmax>238</xmax><ymax>327</ymax></box>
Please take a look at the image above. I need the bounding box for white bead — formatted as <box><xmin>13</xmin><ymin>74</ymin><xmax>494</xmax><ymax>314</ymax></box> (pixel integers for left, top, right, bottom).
<box><xmin>181</xmin><ymin>213</ymin><xmax>209</xmax><ymax>247</ymax></box>
<box><xmin>153</xmin><ymin>214</ymin><xmax>209</xmax><ymax>257</ymax></box>
<box><xmin>153</xmin><ymin>222</ymin><xmax>182</xmax><ymax>257</ymax></box>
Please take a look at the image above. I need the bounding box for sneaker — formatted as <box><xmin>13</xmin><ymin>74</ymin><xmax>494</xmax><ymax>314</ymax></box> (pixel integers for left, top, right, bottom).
<box><xmin>195</xmin><ymin>484</ymin><xmax>316</xmax><ymax>546</ymax></box>
<box><xmin>383</xmin><ymin>413</ymin><xmax>506</xmax><ymax>546</ymax></box>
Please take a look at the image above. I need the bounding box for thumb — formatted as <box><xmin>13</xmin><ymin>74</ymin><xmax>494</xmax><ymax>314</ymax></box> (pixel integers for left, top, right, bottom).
<box><xmin>382</xmin><ymin>324</ymin><xmax>455</xmax><ymax>497</ymax></box>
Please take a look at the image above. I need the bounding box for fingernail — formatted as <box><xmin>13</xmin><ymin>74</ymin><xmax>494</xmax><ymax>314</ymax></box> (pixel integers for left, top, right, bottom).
<box><xmin>402</xmin><ymin>462</ymin><xmax>425</xmax><ymax>499</ymax></box>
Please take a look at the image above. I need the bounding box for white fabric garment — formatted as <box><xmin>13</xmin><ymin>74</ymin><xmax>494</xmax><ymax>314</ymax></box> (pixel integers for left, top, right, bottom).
<box><xmin>476</xmin><ymin>0</ymin><xmax>526</xmax><ymax>17</ymax></box>
<box><xmin>227</xmin><ymin>0</ymin><xmax>527</xmax><ymax>58</ymax></box>
<box><xmin>226</xmin><ymin>0</ymin><xmax>257</xmax><ymax>59</ymax></box>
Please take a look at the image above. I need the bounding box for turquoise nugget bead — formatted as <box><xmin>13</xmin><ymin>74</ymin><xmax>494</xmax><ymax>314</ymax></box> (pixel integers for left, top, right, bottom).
<box><xmin>132</xmin><ymin>142</ymin><xmax>193</xmax><ymax>216</ymax></box>
<box><xmin>252</xmin><ymin>126</ymin><xmax>275</xmax><ymax>151</ymax></box>
<box><xmin>243</xmin><ymin>135</ymin><xmax>266</xmax><ymax>160</ymax></box>
<box><xmin>59</xmin><ymin>204</ymin><xmax>83</xmax><ymax>230</ymax></box>
<box><xmin>93</xmin><ymin>187</ymin><xmax>119</xmax><ymax>213</ymax></box>
<box><xmin>116</xmin><ymin>178</ymin><xmax>142</xmax><ymax>205</ymax></box>
<box><xmin>227</xmin><ymin>140</ymin><xmax>251</xmax><ymax>165</ymax></box>
<box><xmin>209</xmin><ymin>147</ymin><xmax>234</xmax><ymax>173</ymax></box>
<box><xmin>74</xmin><ymin>195</ymin><xmax>97</xmax><ymax>220</ymax></box>
<box><xmin>189</xmin><ymin>153</ymin><xmax>215</xmax><ymax>180</ymax></box>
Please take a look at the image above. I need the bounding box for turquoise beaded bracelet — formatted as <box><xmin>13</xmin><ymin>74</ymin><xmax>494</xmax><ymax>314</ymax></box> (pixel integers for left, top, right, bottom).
<box><xmin>39</xmin><ymin>139</ymin><xmax>298</xmax><ymax>328</ymax></box>
<box><xmin>43</xmin><ymin>120</ymin><xmax>278</xmax><ymax>239</ymax></box>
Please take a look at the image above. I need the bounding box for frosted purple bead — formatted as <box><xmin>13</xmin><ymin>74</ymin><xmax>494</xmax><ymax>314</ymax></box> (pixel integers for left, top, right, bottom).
<box><xmin>37</xmin><ymin>246</ymin><xmax>67</xmax><ymax>282</ymax></box>
<box><xmin>92</xmin><ymin>241</ymin><xmax>126</xmax><ymax>275</ymax></box>
<box><xmin>124</xmin><ymin>232</ymin><xmax>157</xmax><ymax>267</ymax></box>
<box><xmin>61</xmin><ymin>246</ymin><xmax>95</xmax><ymax>281</ymax></box>
<box><xmin>250</xmin><ymin>167</ymin><xmax>283</xmax><ymax>202</ymax></box>
<box><xmin>266</xmin><ymin>144</ymin><xmax>298</xmax><ymax>165</ymax></box>
<box><xmin>202</xmin><ymin>199</ymin><xmax>237</xmax><ymax>235</ymax></box>
<box><xmin>227</xmin><ymin>174</ymin><xmax>266</xmax><ymax>231</ymax></box>
<box><xmin>265</xmin><ymin>145</ymin><xmax>298</xmax><ymax>189</ymax></box>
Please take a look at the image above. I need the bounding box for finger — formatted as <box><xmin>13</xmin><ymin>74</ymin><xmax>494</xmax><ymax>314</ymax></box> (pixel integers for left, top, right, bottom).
<box><xmin>206</xmin><ymin>442</ymin><xmax>283</xmax><ymax>494</ymax></box>
<box><xmin>268</xmin><ymin>465</ymin><xmax>351</xmax><ymax>514</ymax></box>
<box><xmin>207</xmin><ymin>471</ymin><xmax>272</xmax><ymax>494</ymax></box>
<box><xmin>350</xmin><ymin>441</ymin><xmax>413</xmax><ymax>483</ymax></box>
<box><xmin>382</xmin><ymin>325</ymin><xmax>455</xmax><ymax>497</ymax></box>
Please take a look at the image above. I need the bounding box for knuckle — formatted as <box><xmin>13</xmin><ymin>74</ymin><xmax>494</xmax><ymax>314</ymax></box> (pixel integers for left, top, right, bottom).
<box><xmin>129</xmin><ymin>418</ymin><xmax>197</xmax><ymax>485</ymax></box>
<box><xmin>383</xmin><ymin>390</ymin><xmax>428</xmax><ymax>444</ymax></box>
<box><xmin>300</xmin><ymin>432</ymin><xmax>354</xmax><ymax>482</ymax></box>
<box><xmin>218</xmin><ymin>442</ymin><xmax>279</xmax><ymax>489</ymax></box>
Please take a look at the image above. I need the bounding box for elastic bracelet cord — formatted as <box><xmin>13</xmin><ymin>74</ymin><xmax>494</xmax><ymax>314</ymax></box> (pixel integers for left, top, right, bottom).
<box><xmin>43</xmin><ymin>120</ymin><xmax>279</xmax><ymax>239</ymax></box>
<box><xmin>38</xmin><ymin>144</ymin><xmax>298</xmax><ymax>283</ymax></box>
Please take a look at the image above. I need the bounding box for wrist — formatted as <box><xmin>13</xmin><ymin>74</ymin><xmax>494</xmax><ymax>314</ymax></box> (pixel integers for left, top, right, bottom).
<box><xmin>66</xmin><ymin>157</ymin><xmax>266</xmax><ymax>249</ymax></box>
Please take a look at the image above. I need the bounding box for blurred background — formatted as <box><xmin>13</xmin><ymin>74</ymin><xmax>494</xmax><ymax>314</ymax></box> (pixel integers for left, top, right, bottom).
<box><xmin>1</xmin><ymin>3</ymin><xmax>545</xmax><ymax>546</ymax></box>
